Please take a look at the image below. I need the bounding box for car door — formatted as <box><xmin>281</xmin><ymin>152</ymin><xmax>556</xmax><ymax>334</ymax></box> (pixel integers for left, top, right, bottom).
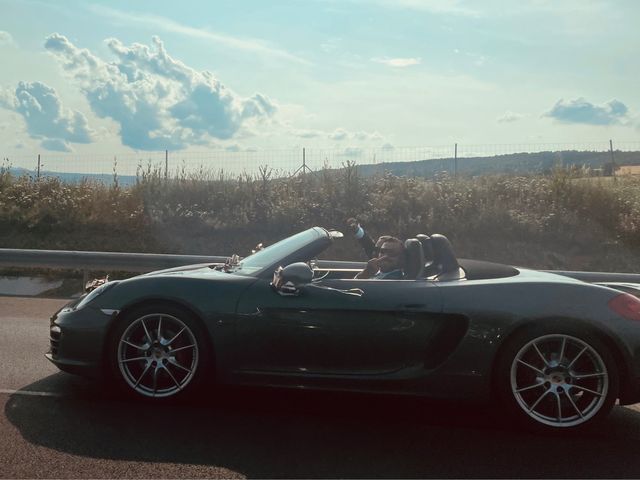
<box><xmin>234</xmin><ymin>277</ymin><xmax>443</xmax><ymax>375</ymax></box>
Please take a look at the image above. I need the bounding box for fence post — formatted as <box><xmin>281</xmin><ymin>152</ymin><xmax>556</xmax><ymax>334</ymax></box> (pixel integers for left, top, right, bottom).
<box><xmin>609</xmin><ymin>139</ymin><xmax>616</xmax><ymax>176</ymax></box>
<box><xmin>302</xmin><ymin>148</ymin><xmax>307</xmax><ymax>177</ymax></box>
<box><xmin>290</xmin><ymin>147</ymin><xmax>310</xmax><ymax>178</ymax></box>
<box><xmin>165</xmin><ymin>150</ymin><xmax>169</xmax><ymax>180</ymax></box>
<box><xmin>454</xmin><ymin>143</ymin><xmax>458</xmax><ymax>179</ymax></box>
<box><xmin>37</xmin><ymin>154</ymin><xmax>41</xmax><ymax>180</ymax></box>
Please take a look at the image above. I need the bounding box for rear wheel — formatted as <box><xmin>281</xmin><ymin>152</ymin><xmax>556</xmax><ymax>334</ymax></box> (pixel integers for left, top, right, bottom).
<box><xmin>496</xmin><ymin>326</ymin><xmax>619</xmax><ymax>432</ymax></box>
<box><xmin>110</xmin><ymin>304</ymin><xmax>210</xmax><ymax>400</ymax></box>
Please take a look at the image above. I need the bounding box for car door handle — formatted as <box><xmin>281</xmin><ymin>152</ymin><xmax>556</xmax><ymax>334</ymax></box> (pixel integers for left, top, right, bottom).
<box><xmin>403</xmin><ymin>304</ymin><xmax>426</xmax><ymax>309</ymax></box>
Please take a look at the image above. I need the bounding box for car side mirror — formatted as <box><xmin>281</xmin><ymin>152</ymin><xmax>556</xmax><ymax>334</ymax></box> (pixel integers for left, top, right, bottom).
<box><xmin>272</xmin><ymin>262</ymin><xmax>313</xmax><ymax>296</ymax></box>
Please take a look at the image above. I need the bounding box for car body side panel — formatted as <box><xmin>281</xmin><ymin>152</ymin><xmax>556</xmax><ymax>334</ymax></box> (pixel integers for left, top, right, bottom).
<box><xmin>62</xmin><ymin>270</ymin><xmax>257</xmax><ymax>379</ymax></box>
<box><xmin>429</xmin><ymin>269</ymin><xmax>640</xmax><ymax>401</ymax></box>
<box><xmin>230</xmin><ymin>278</ymin><xmax>480</xmax><ymax>395</ymax></box>
<box><xmin>234</xmin><ymin>279</ymin><xmax>443</xmax><ymax>370</ymax></box>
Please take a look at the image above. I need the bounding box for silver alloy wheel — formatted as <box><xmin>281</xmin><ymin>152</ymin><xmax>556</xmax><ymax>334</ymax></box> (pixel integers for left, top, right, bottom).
<box><xmin>510</xmin><ymin>334</ymin><xmax>609</xmax><ymax>428</ymax></box>
<box><xmin>117</xmin><ymin>313</ymin><xmax>199</xmax><ymax>398</ymax></box>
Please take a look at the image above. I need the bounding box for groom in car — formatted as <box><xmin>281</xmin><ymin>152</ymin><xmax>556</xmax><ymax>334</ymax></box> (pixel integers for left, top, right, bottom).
<box><xmin>346</xmin><ymin>218</ymin><xmax>405</xmax><ymax>279</ymax></box>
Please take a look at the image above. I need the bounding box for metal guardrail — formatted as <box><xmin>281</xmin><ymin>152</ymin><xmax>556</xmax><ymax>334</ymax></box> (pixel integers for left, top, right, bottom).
<box><xmin>0</xmin><ymin>248</ymin><xmax>229</xmax><ymax>273</ymax></box>
<box><xmin>1</xmin><ymin>248</ymin><xmax>639</xmax><ymax>283</ymax></box>
<box><xmin>0</xmin><ymin>248</ymin><xmax>366</xmax><ymax>273</ymax></box>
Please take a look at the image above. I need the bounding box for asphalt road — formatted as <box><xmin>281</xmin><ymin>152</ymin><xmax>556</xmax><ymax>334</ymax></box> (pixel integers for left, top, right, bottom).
<box><xmin>4</xmin><ymin>297</ymin><xmax>640</xmax><ymax>478</ymax></box>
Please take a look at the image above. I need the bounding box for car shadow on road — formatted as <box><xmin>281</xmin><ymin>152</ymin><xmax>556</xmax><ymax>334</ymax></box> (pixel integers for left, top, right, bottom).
<box><xmin>6</xmin><ymin>373</ymin><xmax>640</xmax><ymax>478</ymax></box>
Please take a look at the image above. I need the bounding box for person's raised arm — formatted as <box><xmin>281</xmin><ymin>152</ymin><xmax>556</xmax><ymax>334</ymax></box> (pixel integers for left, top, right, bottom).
<box><xmin>346</xmin><ymin>217</ymin><xmax>376</xmax><ymax>259</ymax></box>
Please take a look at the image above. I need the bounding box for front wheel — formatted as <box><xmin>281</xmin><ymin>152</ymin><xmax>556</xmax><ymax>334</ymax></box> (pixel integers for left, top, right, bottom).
<box><xmin>495</xmin><ymin>327</ymin><xmax>619</xmax><ymax>432</ymax></box>
<box><xmin>109</xmin><ymin>304</ymin><xmax>210</xmax><ymax>400</ymax></box>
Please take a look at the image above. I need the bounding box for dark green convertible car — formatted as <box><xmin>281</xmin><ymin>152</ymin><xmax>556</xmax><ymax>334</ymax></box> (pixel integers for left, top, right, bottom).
<box><xmin>47</xmin><ymin>227</ymin><xmax>640</xmax><ymax>432</ymax></box>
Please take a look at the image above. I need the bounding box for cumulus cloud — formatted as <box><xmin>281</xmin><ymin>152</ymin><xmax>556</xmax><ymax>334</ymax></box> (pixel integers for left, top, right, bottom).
<box><xmin>353</xmin><ymin>130</ymin><xmax>383</xmax><ymax>141</ymax></box>
<box><xmin>342</xmin><ymin>147</ymin><xmax>365</xmax><ymax>157</ymax></box>
<box><xmin>328</xmin><ymin>128</ymin><xmax>383</xmax><ymax>141</ymax></box>
<box><xmin>41</xmin><ymin>138</ymin><xmax>73</xmax><ymax>152</ymax></box>
<box><xmin>290</xmin><ymin>127</ymin><xmax>384</xmax><ymax>143</ymax></box>
<box><xmin>497</xmin><ymin>111</ymin><xmax>524</xmax><ymax>123</ymax></box>
<box><xmin>0</xmin><ymin>87</ymin><xmax>17</xmax><ymax>109</ymax></box>
<box><xmin>545</xmin><ymin>98</ymin><xmax>630</xmax><ymax>126</ymax></box>
<box><xmin>0</xmin><ymin>81</ymin><xmax>94</xmax><ymax>152</ymax></box>
<box><xmin>224</xmin><ymin>143</ymin><xmax>257</xmax><ymax>152</ymax></box>
<box><xmin>44</xmin><ymin>33</ymin><xmax>277</xmax><ymax>150</ymax></box>
<box><xmin>0</xmin><ymin>31</ymin><xmax>15</xmax><ymax>46</ymax></box>
<box><xmin>372</xmin><ymin>57</ymin><xmax>421</xmax><ymax>67</ymax></box>
<box><xmin>291</xmin><ymin>129</ymin><xmax>323</xmax><ymax>138</ymax></box>
<box><xmin>329</xmin><ymin>128</ymin><xmax>349</xmax><ymax>141</ymax></box>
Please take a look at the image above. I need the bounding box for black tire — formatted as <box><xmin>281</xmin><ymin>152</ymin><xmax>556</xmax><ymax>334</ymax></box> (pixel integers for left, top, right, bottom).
<box><xmin>108</xmin><ymin>303</ymin><xmax>212</xmax><ymax>401</ymax></box>
<box><xmin>494</xmin><ymin>324</ymin><xmax>619</xmax><ymax>433</ymax></box>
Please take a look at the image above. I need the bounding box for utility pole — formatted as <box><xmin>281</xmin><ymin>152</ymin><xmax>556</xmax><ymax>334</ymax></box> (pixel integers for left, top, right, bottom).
<box><xmin>609</xmin><ymin>139</ymin><xmax>616</xmax><ymax>176</ymax></box>
<box><xmin>454</xmin><ymin>143</ymin><xmax>458</xmax><ymax>178</ymax></box>
<box><xmin>37</xmin><ymin>154</ymin><xmax>41</xmax><ymax>179</ymax></box>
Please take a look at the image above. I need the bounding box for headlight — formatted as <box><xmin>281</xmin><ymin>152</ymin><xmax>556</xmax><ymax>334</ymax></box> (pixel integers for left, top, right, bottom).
<box><xmin>74</xmin><ymin>281</ymin><xmax>118</xmax><ymax>310</ymax></box>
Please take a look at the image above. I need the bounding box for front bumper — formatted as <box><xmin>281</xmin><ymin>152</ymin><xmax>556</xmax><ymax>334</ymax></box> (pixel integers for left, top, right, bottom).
<box><xmin>46</xmin><ymin>302</ymin><xmax>116</xmax><ymax>378</ymax></box>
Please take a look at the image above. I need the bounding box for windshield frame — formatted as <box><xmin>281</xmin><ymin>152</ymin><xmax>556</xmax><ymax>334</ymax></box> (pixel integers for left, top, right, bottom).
<box><xmin>231</xmin><ymin>227</ymin><xmax>333</xmax><ymax>278</ymax></box>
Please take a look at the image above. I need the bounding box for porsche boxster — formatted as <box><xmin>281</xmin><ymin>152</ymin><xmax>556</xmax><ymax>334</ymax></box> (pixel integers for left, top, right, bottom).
<box><xmin>47</xmin><ymin>227</ymin><xmax>640</xmax><ymax>432</ymax></box>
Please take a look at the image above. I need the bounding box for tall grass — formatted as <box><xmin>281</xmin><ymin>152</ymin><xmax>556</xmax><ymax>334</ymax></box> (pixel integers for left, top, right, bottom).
<box><xmin>1</xmin><ymin>163</ymin><xmax>639</xmax><ymax>272</ymax></box>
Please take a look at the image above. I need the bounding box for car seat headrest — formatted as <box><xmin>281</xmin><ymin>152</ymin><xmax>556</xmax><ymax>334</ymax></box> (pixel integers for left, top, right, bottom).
<box><xmin>403</xmin><ymin>238</ymin><xmax>425</xmax><ymax>280</ymax></box>
<box><xmin>416</xmin><ymin>234</ymin><xmax>434</xmax><ymax>262</ymax></box>
<box><xmin>430</xmin><ymin>234</ymin><xmax>459</xmax><ymax>275</ymax></box>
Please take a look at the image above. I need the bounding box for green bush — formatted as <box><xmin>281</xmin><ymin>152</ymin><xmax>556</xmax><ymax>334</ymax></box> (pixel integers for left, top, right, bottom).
<box><xmin>1</xmin><ymin>164</ymin><xmax>639</xmax><ymax>272</ymax></box>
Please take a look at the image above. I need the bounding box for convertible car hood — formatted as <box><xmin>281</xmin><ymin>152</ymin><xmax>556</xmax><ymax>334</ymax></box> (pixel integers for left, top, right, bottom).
<box><xmin>143</xmin><ymin>263</ymin><xmax>223</xmax><ymax>276</ymax></box>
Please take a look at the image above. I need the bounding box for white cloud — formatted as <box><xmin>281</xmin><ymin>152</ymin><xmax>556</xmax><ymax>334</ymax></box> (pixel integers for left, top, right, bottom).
<box><xmin>334</xmin><ymin>0</ymin><xmax>479</xmax><ymax>16</ymax></box>
<box><xmin>41</xmin><ymin>138</ymin><xmax>72</xmax><ymax>152</ymax></box>
<box><xmin>328</xmin><ymin>128</ymin><xmax>383</xmax><ymax>141</ymax></box>
<box><xmin>342</xmin><ymin>147</ymin><xmax>365</xmax><ymax>157</ymax></box>
<box><xmin>0</xmin><ymin>87</ymin><xmax>17</xmax><ymax>110</ymax></box>
<box><xmin>383</xmin><ymin>0</ymin><xmax>479</xmax><ymax>16</ymax></box>
<box><xmin>375</xmin><ymin>0</ymin><xmax>606</xmax><ymax>18</ymax></box>
<box><xmin>291</xmin><ymin>129</ymin><xmax>323</xmax><ymax>138</ymax></box>
<box><xmin>497</xmin><ymin>111</ymin><xmax>524</xmax><ymax>123</ymax></box>
<box><xmin>0</xmin><ymin>81</ymin><xmax>94</xmax><ymax>152</ymax></box>
<box><xmin>329</xmin><ymin>128</ymin><xmax>349</xmax><ymax>141</ymax></box>
<box><xmin>0</xmin><ymin>31</ymin><xmax>15</xmax><ymax>47</ymax></box>
<box><xmin>44</xmin><ymin>34</ymin><xmax>277</xmax><ymax>150</ymax></box>
<box><xmin>545</xmin><ymin>98</ymin><xmax>630</xmax><ymax>126</ymax></box>
<box><xmin>354</xmin><ymin>130</ymin><xmax>384</xmax><ymax>141</ymax></box>
<box><xmin>372</xmin><ymin>57</ymin><xmax>421</xmax><ymax>67</ymax></box>
<box><xmin>289</xmin><ymin>127</ymin><xmax>385</xmax><ymax>143</ymax></box>
<box><xmin>88</xmin><ymin>4</ymin><xmax>310</xmax><ymax>66</ymax></box>
<box><xmin>509</xmin><ymin>0</ymin><xmax>609</xmax><ymax>15</ymax></box>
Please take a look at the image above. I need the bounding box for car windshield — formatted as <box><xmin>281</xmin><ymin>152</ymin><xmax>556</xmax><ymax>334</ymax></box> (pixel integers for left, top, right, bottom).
<box><xmin>231</xmin><ymin>227</ymin><xmax>327</xmax><ymax>276</ymax></box>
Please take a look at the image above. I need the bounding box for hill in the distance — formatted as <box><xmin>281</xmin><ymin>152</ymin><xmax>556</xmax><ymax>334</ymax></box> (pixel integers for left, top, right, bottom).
<box><xmin>7</xmin><ymin>166</ymin><xmax>138</xmax><ymax>186</ymax></box>
<box><xmin>356</xmin><ymin>150</ymin><xmax>640</xmax><ymax>178</ymax></box>
<box><xmin>6</xmin><ymin>150</ymin><xmax>640</xmax><ymax>183</ymax></box>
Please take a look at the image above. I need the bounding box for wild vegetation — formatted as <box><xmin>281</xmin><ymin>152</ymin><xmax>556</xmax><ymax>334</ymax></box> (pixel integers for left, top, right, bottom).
<box><xmin>1</xmin><ymin>161</ymin><xmax>639</xmax><ymax>272</ymax></box>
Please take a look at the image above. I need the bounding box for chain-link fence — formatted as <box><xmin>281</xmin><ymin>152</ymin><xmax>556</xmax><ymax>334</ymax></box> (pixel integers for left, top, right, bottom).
<box><xmin>3</xmin><ymin>140</ymin><xmax>640</xmax><ymax>184</ymax></box>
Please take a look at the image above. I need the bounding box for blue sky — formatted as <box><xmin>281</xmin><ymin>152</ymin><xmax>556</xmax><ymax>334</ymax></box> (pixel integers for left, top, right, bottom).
<box><xmin>0</xmin><ymin>0</ymin><xmax>639</xmax><ymax>158</ymax></box>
